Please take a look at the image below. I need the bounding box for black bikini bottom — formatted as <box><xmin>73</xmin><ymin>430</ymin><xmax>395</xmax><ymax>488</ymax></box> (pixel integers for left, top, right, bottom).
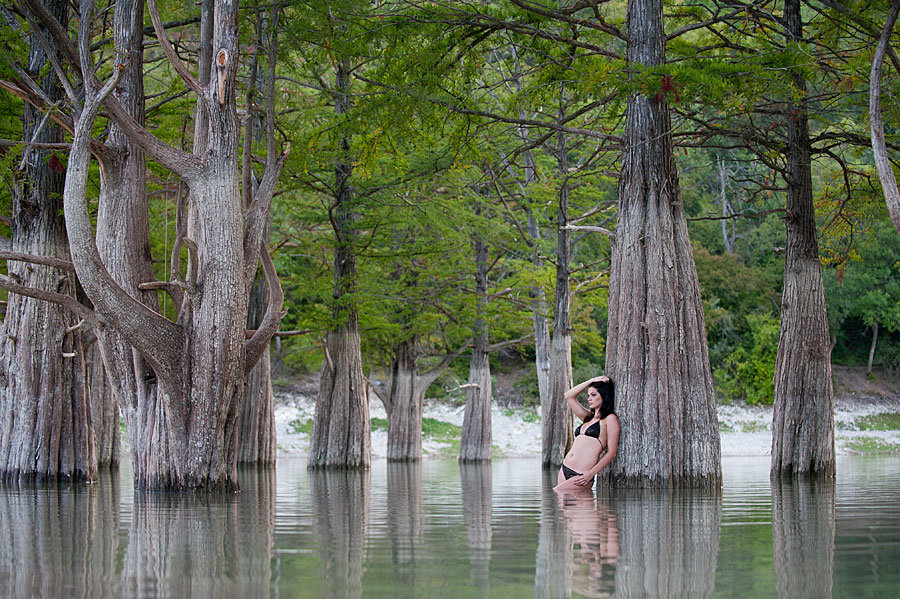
<box><xmin>562</xmin><ymin>464</ymin><xmax>581</xmax><ymax>480</ymax></box>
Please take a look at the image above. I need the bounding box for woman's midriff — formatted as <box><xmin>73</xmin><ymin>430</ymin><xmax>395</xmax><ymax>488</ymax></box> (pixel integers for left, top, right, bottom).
<box><xmin>563</xmin><ymin>435</ymin><xmax>605</xmax><ymax>473</ymax></box>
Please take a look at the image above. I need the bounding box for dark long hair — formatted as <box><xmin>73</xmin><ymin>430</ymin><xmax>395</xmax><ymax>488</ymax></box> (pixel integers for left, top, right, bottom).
<box><xmin>588</xmin><ymin>379</ymin><xmax>615</xmax><ymax>419</ymax></box>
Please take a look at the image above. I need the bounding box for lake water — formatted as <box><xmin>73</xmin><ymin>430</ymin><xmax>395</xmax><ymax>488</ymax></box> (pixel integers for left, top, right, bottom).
<box><xmin>1</xmin><ymin>456</ymin><xmax>898</xmax><ymax>598</ymax></box>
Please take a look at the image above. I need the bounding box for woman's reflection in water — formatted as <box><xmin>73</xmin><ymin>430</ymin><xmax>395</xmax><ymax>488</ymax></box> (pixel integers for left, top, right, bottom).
<box><xmin>557</xmin><ymin>487</ymin><xmax>619</xmax><ymax>598</ymax></box>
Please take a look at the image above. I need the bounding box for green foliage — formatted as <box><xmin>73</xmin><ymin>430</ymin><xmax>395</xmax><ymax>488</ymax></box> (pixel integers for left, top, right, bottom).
<box><xmin>846</xmin><ymin>438</ymin><xmax>900</xmax><ymax>454</ymax></box>
<box><xmin>854</xmin><ymin>413</ymin><xmax>900</xmax><ymax>432</ymax></box>
<box><xmin>288</xmin><ymin>418</ymin><xmax>313</xmax><ymax>434</ymax></box>
<box><xmin>714</xmin><ymin>313</ymin><xmax>781</xmax><ymax>405</ymax></box>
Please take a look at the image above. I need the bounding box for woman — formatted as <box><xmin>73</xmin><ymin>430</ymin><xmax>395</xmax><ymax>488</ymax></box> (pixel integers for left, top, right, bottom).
<box><xmin>558</xmin><ymin>376</ymin><xmax>619</xmax><ymax>488</ymax></box>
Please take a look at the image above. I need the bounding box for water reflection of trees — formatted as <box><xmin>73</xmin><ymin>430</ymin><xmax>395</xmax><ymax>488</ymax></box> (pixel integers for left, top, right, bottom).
<box><xmin>387</xmin><ymin>462</ymin><xmax>423</xmax><ymax>579</ymax></box>
<box><xmin>535</xmin><ymin>469</ymin><xmax>572</xmax><ymax>598</ymax></box>
<box><xmin>309</xmin><ymin>468</ymin><xmax>371</xmax><ymax>599</ymax></box>
<box><xmin>772</xmin><ymin>476</ymin><xmax>835</xmax><ymax>599</ymax></box>
<box><xmin>460</xmin><ymin>462</ymin><xmax>492</xmax><ymax>595</ymax></box>
<box><xmin>614</xmin><ymin>487</ymin><xmax>721</xmax><ymax>598</ymax></box>
<box><xmin>0</xmin><ymin>480</ymin><xmax>118</xmax><ymax>597</ymax></box>
<box><xmin>120</xmin><ymin>466</ymin><xmax>275</xmax><ymax>598</ymax></box>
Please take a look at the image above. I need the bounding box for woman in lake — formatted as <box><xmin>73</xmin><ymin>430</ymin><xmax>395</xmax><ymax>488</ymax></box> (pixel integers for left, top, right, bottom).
<box><xmin>558</xmin><ymin>376</ymin><xmax>619</xmax><ymax>488</ymax></box>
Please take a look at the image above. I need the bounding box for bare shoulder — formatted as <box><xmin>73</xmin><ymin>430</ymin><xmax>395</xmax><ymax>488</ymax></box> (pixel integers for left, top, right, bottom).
<box><xmin>604</xmin><ymin>413</ymin><xmax>620</xmax><ymax>429</ymax></box>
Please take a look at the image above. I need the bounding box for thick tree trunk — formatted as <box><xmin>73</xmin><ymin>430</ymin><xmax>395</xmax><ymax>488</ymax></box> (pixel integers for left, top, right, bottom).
<box><xmin>310</xmin><ymin>324</ymin><xmax>371</xmax><ymax>467</ymax></box>
<box><xmin>309</xmin><ymin>469</ymin><xmax>370</xmax><ymax>599</ymax></box>
<box><xmin>460</xmin><ymin>462</ymin><xmax>492</xmax><ymax>594</ymax></box>
<box><xmin>0</xmin><ymin>0</ymin><xmax>95</xmax><ymax>482</ymax></box>
<box><xmin>771</xmin><ymin>0</ymin><xmax>835</xmax><ymax>478</ymax></box>
<box><xmin>380</xmin><ymin>339</ymin><xmax>429</xmax><ymax>461</ymax></box>
<box><xmin>604</xmin><ymin>0</ymin><xmax>721</xmax><ymax>486</ymax></box>
<box><xmin>239</xmin><ymin>275</ymin><xmax>276</xmax><ymax>464</ymax></box>
<box><xmin>614</xmin><ymin>488</ymin><xmax>721</xmax><ymax>598</ymax></box>
<box><xmin>543</xmin><ymin>118</ymin><xmax>575</xmax><ymax>467</ymax></box>
<box><xmin>460</xmin><ymin>233</ymin><xmax>492</xmax><ymax>462</ymax></box>
<box><xmin>867</xmin><ymin>322</ymin><xmax>879</xmax><ymax>376</ymax></box>
<box><xmin>772</xmin><ymin>477</ymin><xmax>835</xmax><ymax>599</ymax></box>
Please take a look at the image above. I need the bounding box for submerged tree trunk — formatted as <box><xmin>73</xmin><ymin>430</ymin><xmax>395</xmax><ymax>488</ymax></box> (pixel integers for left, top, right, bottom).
<box><xmin>771</xmin><ymin>0</ymin><xmax>835</xmax><ymax>478</ymax></box>
<box><xmin>378</xmin><ymin>339</ymin><xmax>428</xmax><ymax>461</ymax></box>
<box><xmin>309</xmin><ymin>58</ymin><xmax>370</xmax><ymax>469</ymax></box>
<box><xmin>239</xmin><ymin>271</ymin><xmax>276</xmax><ymax>464</ymax></box>
<box><xmin>604</xmin><ymin>0</ymin><xmax>721</xmax><ymax>486</ymax></box>
<box><xmin>543</xmin><ymin>108</ymin><xmax>575</xmax><ymax>468</ymax></box>
<box><xmin>93</xmin><ymin>0</ymin><xmax>157</xmax><ymax>471</ymax></box>
<box><xmin>87</xmin><ymin>346</ymin><xmax>119</xmax><ymax>467</ymax></box>
<box><xmin>460</xmin><ymin>229</ymin><xmax>492</xmax><ymax>462</ymax></box>
<box><xmin>30</xmin><ymin>0</ymin><xmax>288</xmax><ymax>491</ymax></box>
<box><xmin>0</xmin><ymin>0</ymin><xmax>95</xmax><ymax>482</ymax></box>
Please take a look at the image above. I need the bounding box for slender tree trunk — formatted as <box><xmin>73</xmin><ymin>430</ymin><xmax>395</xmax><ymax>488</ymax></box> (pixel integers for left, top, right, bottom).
<box><xmin>772</xmin><ymin>477</ymin><xmax>835</xmax><ymax>599</ymax></box>
<box><xmin>87</xmin><ymin>345</ymin><xmax>118</xmax><ymax>467</ymax></box>
<box><xmin>870</xmin><ymin>0</ymin><xmax>900</xmax><ymax>237</ymax></box>
<box><xmin>543</xmin><ymin>105</ymin><xmax>574</xmax><ymax>467</ymax></box>
<box><xmin>239</xmin><ymin>275</ymin><xmax>276</xmax><ymax>464</ymax></box>
<box><xmin>527</xmin><ymin>208</ymin><xmax>552</xmax><ymax>413</ymax></box>
<box><xmin>867</xmin><ymin>322</ymin><xmax>879</xmax><ymax>376</ymax></box>
<box><xmin>309</xmin><ymin>58</ymin><xmax>370</xmax><ymax>469</ymax></box>
<box><xmin>92</xmin><ymin>0</ymin><xmax>157</xmax><ymax>471</ymax></box>
<box><xmin>604</xmin><ymin>0</ymin><xmax>720</xmax><ymax>486</ymax></box>
<box><xmin>0</xmin><ymin>0</ymin><xmax>95</xmax><ymax>482</ymax></box>
<box><xmin>771</xmin><ymin>0</ymin><xmax>835</xmax><ymax>478</ymax></box>
<box><xmin>460</xmin><ymin>228</ymin><xmax>492</xmax><ymax>462</ymax></box>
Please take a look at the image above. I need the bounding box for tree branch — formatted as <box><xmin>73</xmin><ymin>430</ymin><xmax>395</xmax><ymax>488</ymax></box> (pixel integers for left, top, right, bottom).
<box><xmin>870</xmin><ymin>0</ymin><xmax>900</xmax><ymax>236</ymax></box>
<box><xmin>244</xmin><ymin>242</ymin><xmax>286</xmax><ymax>374</ymax></box>
<box><xmin>146</xmin><ymin>0</ymin><xmax>203</xmax><ymax>95</ymax></box>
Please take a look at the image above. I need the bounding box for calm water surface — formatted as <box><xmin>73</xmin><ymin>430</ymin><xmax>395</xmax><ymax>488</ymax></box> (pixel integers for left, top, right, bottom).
<box><xmin>1</xmin><ymin>456</ymin><xmax>898</xmax><ymax>598</ymax></box>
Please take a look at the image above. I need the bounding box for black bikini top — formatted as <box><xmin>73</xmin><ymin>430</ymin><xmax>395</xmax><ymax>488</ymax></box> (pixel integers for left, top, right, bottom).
<box><xmin>575</xmin><ymin>419</ymin><xmax>601</xmax><ymax>439</ymax></box>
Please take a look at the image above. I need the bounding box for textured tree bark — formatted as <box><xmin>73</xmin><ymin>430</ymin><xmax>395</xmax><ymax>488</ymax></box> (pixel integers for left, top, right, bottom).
<box><xmin>0</xmin><ymin>478</ymin><xmax>118</xmax><ymax>596</ymax></box>
<box><xmin>0</xmin><ymin>0</ymin><xmax>95</xmax><ymax>483</ymax></box>
<box><xmin>47</xmin><ymin>0</ymin><xmax>286</xmax><ymax>490</ymax></box>
<box><xmin>309</xmin><ymin>57</ymin><xmax>370</xmax><ymax>469</ymax></box>
<box><xmin>379</xmin><ymin>339</ymin><xmax>429</xmax><ymax>461</ymax></box>
<box><xmin>771</xmin><ymin>0</ymin><xmax>835</xmax><ymax>479</ymax></box>
<box><xmin>543</xmin><ymin>118</ymin><xmax>575</xmax><ymax>467</ymax></box>
<box><xmin>309</xmin><ymin>469</ymin><xmax>370</xmax><ymax>599</ymax></box>
<box><xmin>870</xmin><ymin>0</ymin><xmax>900</xmax><ymax>237</ymax></box>
<box><xmin>604</xmin><ymin>0</ymin><xmax>721</xmax><ymax>487</ymax></box>
<box><xmin>613</xmin><ymin>488</ymin><xmax>721</xmax><ymax>598</ymax></box>
<box><xmin>772</xmin><ymin>477</ymin><xmax>835</xmax><ymax>599</ymax></box>
<box><xmin>91</xmin><ymin>0</ymin><xmax>158</xmax><ymax>471</ymax></box>
<box><xmin>87</xmin><ymin>345</ymin><xmax>119</xmax><ymax>467</ymax></box>
<box><xmin>460</xmin><ymin>230</ymin><xmax>493</xmax><ymax>462</ymax></box>
<box><xmin>460</xmin><ymin>462</ymin><xmax>492</xmax><ymax>593</ymax></box>
<box><xmin>239</xmin><ymin>275</ymin><xmax>276</xmax><ymax>464</ymax></box>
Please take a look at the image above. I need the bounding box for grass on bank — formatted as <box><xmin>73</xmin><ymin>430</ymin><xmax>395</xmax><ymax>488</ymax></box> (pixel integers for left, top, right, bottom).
<box><xmin>846</xmin><ymin>438</ymin><xmax>900</xmax><ymax>454</ymax></box>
